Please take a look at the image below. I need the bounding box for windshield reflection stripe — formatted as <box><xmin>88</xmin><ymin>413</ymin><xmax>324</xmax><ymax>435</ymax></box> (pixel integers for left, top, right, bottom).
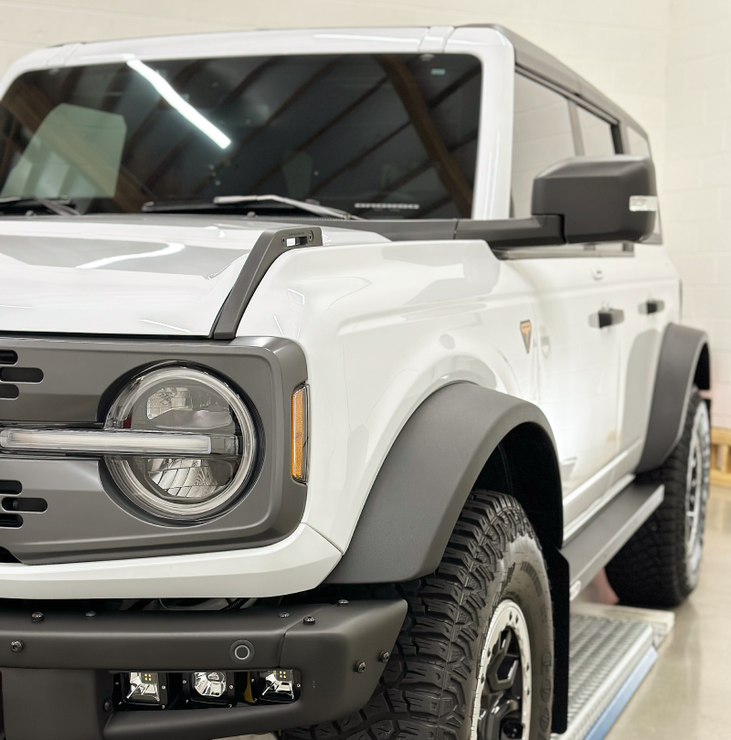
<box><xmin>127</xmin><ymin>60</ymin><xmax>232</xmax><ymax>150</ymax></box>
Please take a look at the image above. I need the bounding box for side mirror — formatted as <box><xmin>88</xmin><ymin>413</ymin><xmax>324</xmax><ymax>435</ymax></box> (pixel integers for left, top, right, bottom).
<box><xmin>531</xmin><ymin>155</ymin><xmax>657</xmax><ymax>243</ymax></box>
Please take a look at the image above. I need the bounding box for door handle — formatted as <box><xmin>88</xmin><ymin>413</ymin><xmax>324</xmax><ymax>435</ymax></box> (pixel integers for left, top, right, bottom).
<box><xmin>591</xmin><ymin>308</ymin><xmax>625</xmax><ymax>328</ymax></box>
<box><xmin>640</xmin><ymin>299</ymin><xmax>665</xmax><ymax>315</ymax></box>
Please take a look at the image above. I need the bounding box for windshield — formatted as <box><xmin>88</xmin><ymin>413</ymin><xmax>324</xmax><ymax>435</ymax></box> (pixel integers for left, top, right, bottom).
<box><xmin>0</xmin><ymin>53</ymin><xmax>481</xmax><ymax>219</ymax></box>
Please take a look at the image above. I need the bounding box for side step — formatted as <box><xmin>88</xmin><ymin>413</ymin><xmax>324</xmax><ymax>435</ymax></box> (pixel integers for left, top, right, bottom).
<box><xmin>552</xmin><ymin>605</ymin><xmax>674</xmax><ymax>740</ymax></box>
<box><xmin>561</xmin><ymin>481</ymin><xmax>664</xmax><ymax>596</ymax></box>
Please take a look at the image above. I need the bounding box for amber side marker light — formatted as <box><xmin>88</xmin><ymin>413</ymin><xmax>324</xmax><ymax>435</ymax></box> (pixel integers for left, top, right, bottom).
<box><xmin>291</xmin><ymin>386</ymin><xmax>309</xmax><ymax>482</ymax></box>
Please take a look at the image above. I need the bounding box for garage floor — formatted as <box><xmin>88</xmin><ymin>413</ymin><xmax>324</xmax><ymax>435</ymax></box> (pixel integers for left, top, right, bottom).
<box><xmin>606</xmin><ymin>485</ymin><xmax>731</xmax><ymax>739</ymax></box>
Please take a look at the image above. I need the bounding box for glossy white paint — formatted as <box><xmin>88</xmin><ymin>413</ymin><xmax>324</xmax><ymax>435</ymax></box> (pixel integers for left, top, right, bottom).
<box><xmin>0</xmin><ymin>524</ymin><xmax>341</xmax><ymax>599</ymax></box>
<box><xmin>0</xmin><ymin>215</ymin><xmax>381</xmax><ymax>335</ymax></box>
<box><xmin>237</xmin><ymin>240</ymin><xmax>677</xmax><ymax>558</ymax></box>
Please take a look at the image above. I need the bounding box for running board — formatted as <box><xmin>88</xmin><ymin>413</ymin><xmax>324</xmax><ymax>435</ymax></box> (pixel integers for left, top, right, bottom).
<box><xmin>551</xmin><ymin>605</ymin><xmax>674</xmax><ymax>740</ymax></box>
<box><xmin>561</xmin><ymin>481</ymin><xmax>664</xmax><ymax>597</ymax></box>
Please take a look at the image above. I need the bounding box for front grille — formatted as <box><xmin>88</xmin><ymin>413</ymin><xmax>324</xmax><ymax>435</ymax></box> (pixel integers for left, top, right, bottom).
<box><xmin>0</xmin><ymin>479</ymin><xmax>45</xmax><ymax>529</ymax></box>
<box><xmin>0</xmin><ymin>350</ymin><xmax>43</xmax><ymax>400</ymax></box>
<box><xmin>0</xmin><ymin>335</ymin><xmax>306</xmax><ymax>564</ymax></box>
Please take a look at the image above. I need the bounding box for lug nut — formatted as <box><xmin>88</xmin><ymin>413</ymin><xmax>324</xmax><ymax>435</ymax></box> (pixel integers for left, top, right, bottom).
<box><xmin>85</xmin><ymin>611</ymin><xmax>96</xmax><ymax>618</ymax></box>
<box><xmin>102</xmin><ymin>699</ymin><xmax>112</xmax><ymax>713</ymax></box>
<box><xmin>355</xmin><ymin>661</ymin><xmax>366</xmax><ymax>674</ymax></box>
<box><xmin>303</xmin><ymin>616</ymin><xmax>316</xmax><ymax>625</ymax></box>
<box><xmin>279</xmin><ymin>611</ymin><xmax>290</xmax><ymax>618</ymax></box>
<box><xmin>379</xmin><ymin>651</ymin><xmax>390</xmax><ymax>663</ymax></box>
<box><xmin>31</xmin><ymin>612</ymin><xmax>44</xmax><ymax>623</ymax></box>
<box><xmin>10</xmin><ymin>640</ymin><xmax>23</xmax><ymax>653</ymax></box>
<box><xmin>337</xmin><ymin>599</ymin><xmax>349</xmax><ymax>607</ymax></box>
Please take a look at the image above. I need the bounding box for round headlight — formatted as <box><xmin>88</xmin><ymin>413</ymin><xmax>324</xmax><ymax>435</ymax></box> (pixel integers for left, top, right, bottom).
<box><xmin>105</xmin><ymin>366</ymin><xmax>257</xmax><ymax>522</ymax></box>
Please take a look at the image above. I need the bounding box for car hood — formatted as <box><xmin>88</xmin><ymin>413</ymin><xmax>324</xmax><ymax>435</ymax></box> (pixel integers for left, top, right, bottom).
<box><xmin>0</xmin><ymin>214</ymin><xmax>383</xmax><ymax>337</ymax></box>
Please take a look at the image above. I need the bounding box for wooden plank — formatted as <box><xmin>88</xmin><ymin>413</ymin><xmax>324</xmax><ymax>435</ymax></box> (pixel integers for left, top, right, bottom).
<box><xmin>711</xmin><ymin>427</ymin><xmax>731</xmax><ymax>488</ymax></box>
<box><xmin>711</xmin><ymin>427</ymin><xmax>731</xmax><ymax>446</ymax></box>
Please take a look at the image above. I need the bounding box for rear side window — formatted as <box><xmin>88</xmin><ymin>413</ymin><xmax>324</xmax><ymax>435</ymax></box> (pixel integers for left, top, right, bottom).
<box><xmin>626</xmin><ymin>127</ymin><xmax>651</xmax><ymax>158</ymax></box>
<box><xmin>511</xmin><ymin>75</ymin><xmax>576</xmax><ymax>218</ymax></box>
<box><xmin>576</xmin><ymin>106</ymin><xmax>615</xmax><ymax>157</ymax></box>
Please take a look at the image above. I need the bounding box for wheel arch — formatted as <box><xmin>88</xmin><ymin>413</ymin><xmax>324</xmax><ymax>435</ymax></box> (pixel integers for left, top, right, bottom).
<box><xmin>637</xmin><ymin>323</ymin><xmax>711</xmax><ymax>474</ymax></box>
<box><xmin>326</xmin><ymin>382</ymin><xmax>564</xmax><ymax>585</ymax></box>
<box><xmin>325</xmin><ymin>381</ymin><xmax>569</xmax><ymax>731</ymax></box>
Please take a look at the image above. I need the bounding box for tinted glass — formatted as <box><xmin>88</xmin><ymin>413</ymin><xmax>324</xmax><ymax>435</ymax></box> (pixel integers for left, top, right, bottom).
<box><xmin>626</xmin><ymin>127</ymin><xmax>651</xmax><ymax>158</ymax></box>
<box><xmin>0</xmin><ymin>54</ymin><xmax>482</xmax><ymax>219</ymax></box>
<box><xmin>576</xmin><ymin>106</ymin><xmax>615</xmax><ymax>157</ymax></box>
<box><xmin>512</xmin><ymin>75</ymin><xmax>576</xmax><ymax>218</ymax></box>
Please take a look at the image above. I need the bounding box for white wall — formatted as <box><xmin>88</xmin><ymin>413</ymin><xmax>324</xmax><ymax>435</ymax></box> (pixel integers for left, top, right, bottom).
<box><xmin>664</xmin><ymin>0</ymin><xmax>731</xmax><ymax>428</ymax></box>
<box><xmin>1</xmin><ymin>0</ymin><xmax>729</xmax><ymax>423</ymax></box>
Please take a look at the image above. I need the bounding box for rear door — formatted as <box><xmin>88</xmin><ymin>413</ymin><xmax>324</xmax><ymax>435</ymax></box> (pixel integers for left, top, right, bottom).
<box><xmin>611</xmin><ymin>126</ymin><xmax>680</xmax><ymax>478</ymax></box>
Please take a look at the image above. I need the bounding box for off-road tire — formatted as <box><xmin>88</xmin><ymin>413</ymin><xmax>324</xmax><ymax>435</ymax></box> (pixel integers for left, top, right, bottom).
<box><xmin>283</xmin><ymin>491</ymin><xmax>554</xmax><ymax>740</ymax></box>
<box><xmin>606</xmin><ymin>388</ymin><xmax>711</xmax><ymax>607</ymax></box>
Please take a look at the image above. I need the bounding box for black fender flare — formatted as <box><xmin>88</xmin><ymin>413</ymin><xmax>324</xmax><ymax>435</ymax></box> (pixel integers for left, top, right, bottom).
<box><xmin>636</xmin><ymin>323</ymin><xmax>710</xmax><ymax>474</ymax></box>
<box><xmin>327</xmin><ymin>382</ymin><xmax>563</xmax><ymax>584</ymax></box>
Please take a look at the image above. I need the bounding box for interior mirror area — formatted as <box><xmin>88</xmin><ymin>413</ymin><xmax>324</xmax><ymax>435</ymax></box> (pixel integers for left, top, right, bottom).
<box><xmin>531</xmin><ymin>155</ymin><xmax>657</xmax><ymax>244</ymax></box>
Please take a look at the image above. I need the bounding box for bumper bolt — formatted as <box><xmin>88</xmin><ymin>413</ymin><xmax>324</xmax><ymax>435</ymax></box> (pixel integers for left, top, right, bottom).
<box><xmin>10</xmin><ymin>640</ymin><xmax>23</xmax><ymax>653</ymax></box>
<box><xmin>303</xmin><ymin>616</ymin><xmax>316</xmax><ymax>625</ymax></box>
<box><xmin>337</xmin><ymin>599</ymin><xmax>349</xmax><ymax>606</ymax></box>
<box><xmin>379</xmin><ymin>651</ymin><xmax>390</xmax><ymax>663</ymax></box>
<box><xmin>355</xmin><ymin>661</ymin><xmax>366</xmax><ymax>674</ymax></box>
<box><xmin>31</xmin><ymin>612</ymin><xmax>44</xmax><ymax>623</ymax></box>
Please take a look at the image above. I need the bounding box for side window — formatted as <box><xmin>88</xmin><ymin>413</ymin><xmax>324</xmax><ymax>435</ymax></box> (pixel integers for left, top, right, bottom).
<box><xmin>576</xmin><ymin>106</ymin><xmax>615</xmax><ymax>157</ymax></box>
<box><xmin>511</xmin><ymin>75</ymin><xmax>576</xmax><ymax>218</ymax></box>
<box><xmin>626</xmin><ymin>126</ymin><xmax>651</xmax><ymax>158</ymax></box>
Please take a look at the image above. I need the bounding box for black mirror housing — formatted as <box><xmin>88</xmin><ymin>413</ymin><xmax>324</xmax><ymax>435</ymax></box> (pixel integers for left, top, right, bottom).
<box><xmin>531</xmin><ymin>155</ymin><xmax>657</xmax><ymax>243</ymax></box>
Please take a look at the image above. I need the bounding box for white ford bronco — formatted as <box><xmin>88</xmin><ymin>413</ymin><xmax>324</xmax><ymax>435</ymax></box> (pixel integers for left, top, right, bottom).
<box><xmin>0</xmin><ymin>24</ymin><xmax>711</xmax><ymax>740</ymax></box>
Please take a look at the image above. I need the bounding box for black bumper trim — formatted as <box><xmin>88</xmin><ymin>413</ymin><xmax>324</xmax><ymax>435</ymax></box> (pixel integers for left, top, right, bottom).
<box><xmin>0</xmin><ymin>599</ymin><xmax>407</xmax><ymax>740</ymax></box>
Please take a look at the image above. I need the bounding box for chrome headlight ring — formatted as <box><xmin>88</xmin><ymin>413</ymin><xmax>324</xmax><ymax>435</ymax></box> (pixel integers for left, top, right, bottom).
<box><xmin>104</xmin><ymin>366</ymin><xmax>257</xmax><ymax>522</ymax></box>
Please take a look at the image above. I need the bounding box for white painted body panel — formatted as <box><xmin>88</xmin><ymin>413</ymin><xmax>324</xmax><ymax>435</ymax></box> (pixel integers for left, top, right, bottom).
<box><xmin>0</xmin><ymin>524</ymin><xmax>340</xmax><ymax>599</ymax></box>
<box><xmin>0</xmin><ymin>215</ymin><xmax>382</xmax><ymax>336</ymax></box>
<box><xmin>0</xmin><ymin>27</ymin><xmax>680</xmax><ymax>598</ymax></box>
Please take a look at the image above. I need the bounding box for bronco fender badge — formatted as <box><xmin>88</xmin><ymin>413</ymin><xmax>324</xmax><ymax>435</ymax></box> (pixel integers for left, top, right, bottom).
<box><xmin>520</xmin><ymin>320</ymin><xmax>532</xmax><ymax>353</ymax></box>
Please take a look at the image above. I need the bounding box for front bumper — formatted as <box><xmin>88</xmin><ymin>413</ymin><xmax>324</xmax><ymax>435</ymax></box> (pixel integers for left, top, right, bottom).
<box><xmin>0</xmin><ymin>524</ymin><xmax>341</xmax><ymax>600</ymax></box>
<box><xmin>0</xmin><ymin>598</ymin><xmax>407</xmax><ymax>740</ymax></box>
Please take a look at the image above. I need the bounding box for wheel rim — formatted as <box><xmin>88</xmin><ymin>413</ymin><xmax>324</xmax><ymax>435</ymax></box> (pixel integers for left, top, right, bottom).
<box><xmin>471</xmin><ymin>599</ymin><xmax>532</xmax><ymax>740</ymax></box>
<box><xmin>685</xmin><ymin>401</ymin><xmax>710</xmax><ymax>579</ymax></box>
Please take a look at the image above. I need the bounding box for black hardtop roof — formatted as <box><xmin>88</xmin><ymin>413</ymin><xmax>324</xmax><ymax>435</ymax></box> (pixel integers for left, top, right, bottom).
<box><xmin>473</xmin><ymin>24</ymin><xmax>648</xmax><ymax>138</ymax></box>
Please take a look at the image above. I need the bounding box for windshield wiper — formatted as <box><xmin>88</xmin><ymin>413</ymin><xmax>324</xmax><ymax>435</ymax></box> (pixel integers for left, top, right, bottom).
<box><xmin>0</xmin><ymin>196</ymin><xmax>79</xmax><ymax>217</ymax></box>
<box><xmin>143</xmin><ymin>194</ymin><xmax>362</xmax><ymax>220</ymax></box>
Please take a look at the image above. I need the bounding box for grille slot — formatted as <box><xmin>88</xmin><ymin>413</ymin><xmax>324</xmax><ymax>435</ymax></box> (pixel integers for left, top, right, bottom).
<box><xmin>0</xmin><ymin>367</ymin><xmax>43</xmax><ymax>383</ymax></box>
<box><xmin>3</xmin><ymin>497</ymin><xmax>46</xmax><ymax>513</ymax></box>
<box><xmin>0</xmin><ymin>481</ymin><xmax>21</xmax><ymax>495</ymax></box>
<box><xmin>0</xmin><ymin>547</ymin><xmax>19</xmax><ymax>563</ymax></box>
<box><xmin>0</xmin><ymin>351</ymin><xmax>17</xmax><ymax>365</ymax></box>
<box><xmin>0</xmin><ymin>385</ymin><xmax>19</xmax><ymax>400</ymax></box>
<box><xmin>0</xmin><ymin>514</ymin><xmax>22</xmax><ymax>528</ymax></box>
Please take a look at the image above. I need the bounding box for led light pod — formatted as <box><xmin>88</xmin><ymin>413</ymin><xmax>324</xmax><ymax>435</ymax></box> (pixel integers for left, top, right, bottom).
<box><xmin>193</xmin><ymin>670</ymin><xmax>227</xmax><ymax>698</ymax></box>
<box><xmin>126</xmin><ymin>671</ymin><xmax>165</xmax><ymax>705</ymax></box>
<box><xmin>105</xmin><ymin>366</ymin><xmax>257</xmax><ymax>522</ymax></box>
